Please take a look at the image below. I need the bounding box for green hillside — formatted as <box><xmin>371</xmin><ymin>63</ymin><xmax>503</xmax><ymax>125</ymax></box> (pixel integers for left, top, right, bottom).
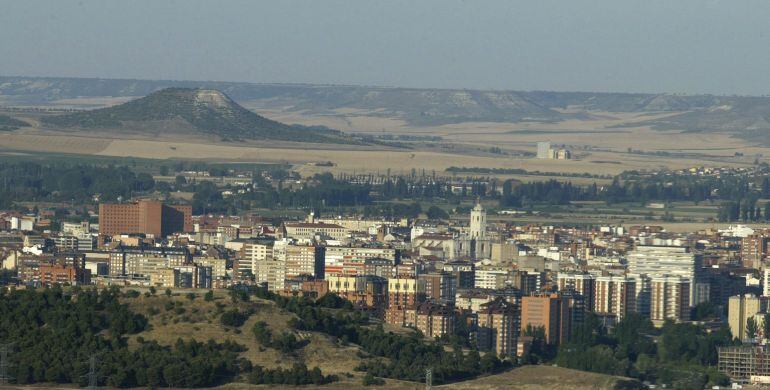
<box><xmin>41</xmin><ymin>88</ymin><xmax>356</xmax><ymax>143</ymax></box>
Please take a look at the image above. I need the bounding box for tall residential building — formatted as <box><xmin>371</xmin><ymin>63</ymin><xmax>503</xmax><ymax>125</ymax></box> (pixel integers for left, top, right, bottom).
<box><xmin>284</xmin><ymin>244</ymin><xmax>325</xmax><ymax>280</ymax></box>
<box><xmin>474</xmin><ymin>267</ymin><xmax>510</xmax><ymax>290</ymax></box>
<box><xmin>650</xmin><ymin>276</ymin><xmax>691</xmax><ymax>325</ymax></box>
<box><xmin>557</xmin><ymin>272</ymin><xmax>596</xmax><ymax>312</ymax></box>
<box><xmin>414</xmin><ymin>301</ymin><xmax>455</xmax><ymax>338</ymax></box>
<box><xmin>418</xmin><ymin>272</ymin><xmax>457</xmax><ymax>303</ymax></box>
<box><xmin>387</xmin><ymin>277</ymin><xmax>427</xmax><ymax>308</ymax></box>
<box><xmin>728</xmin><ymin>294</ymin><xmax>768</xmax><ymax>341</ymax></box>
<box><xmin>99</xmin><ymin>200</ymin><xmax>192</xmax><ymax>237</ymax></box>
<box><xmin>477</xmin><ymin>298</ymin><xmax>520</xmax><ymax>358</ymax></box>
<box><xmin>594</xmin><ymin>276</ymin><xmax>636</xmax><ymax>320</ymax></box>
<box><xmin>742</xmin><ymin>234</ymin><xmax>770</xmax><ymax>269</ymax></box>
<box><xmin>240</xmin><ymin>239</ymin><xmax>285</xmax><ymax>290</ymax></box>
<box><xmin>442</xmin><ymin>261</ymin><xmax>475</xmax><ymax>289</ymax></box>
<box><xmin>626</xmin><ymin>245</ymin><xmax>702</xmax><ymax>305</ymax></box>
<box><xmin>521</xmin><ymin>294</ymin><xmax>571</xmax><ymax>345</ymax></box>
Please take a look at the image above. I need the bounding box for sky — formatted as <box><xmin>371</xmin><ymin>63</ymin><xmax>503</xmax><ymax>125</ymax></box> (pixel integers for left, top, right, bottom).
<box><xmin>2</xmin><ymin>0</ymin><xmax>770</xmax><ymax>95</ymax></box>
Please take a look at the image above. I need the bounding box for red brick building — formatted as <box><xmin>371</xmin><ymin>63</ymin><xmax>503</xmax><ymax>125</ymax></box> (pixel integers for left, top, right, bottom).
<box><xmin>99</xmin><ymin>200</ymin><xmax>192</xmax><ymax>236</ymax></box>
<box><xmin>39</xmin><ymin>264</ymin><xmax>91</xmax><ymax>286</ymax></box>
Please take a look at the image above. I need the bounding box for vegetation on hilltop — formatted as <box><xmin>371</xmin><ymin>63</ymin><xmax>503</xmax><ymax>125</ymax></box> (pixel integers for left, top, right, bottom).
<box><xmin>555</xmin><ymin>313</ymin><xmax>733</xmax><ymax>389</ymax></box>
<box><xmin>41</xmin><ymin>87</ymin><xmax>358</xmax><ymax>143</ymax></box>
<box><xmin>0</xmin><ymin>286</ymin><xmax>337</xmax><ymax>388</ymax></box>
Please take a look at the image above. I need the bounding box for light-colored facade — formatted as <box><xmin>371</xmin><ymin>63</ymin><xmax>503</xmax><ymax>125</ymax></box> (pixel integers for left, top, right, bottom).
<box><xmin>728</xmin><ymin>294</ymin><xmax>768</xmax><ymax>341</ymax></box>
<box><xmin>626</xmin><ymin>245</ymin><xmax>701</xmax><ymax>306</ymax></box>
<box><xmin>475</xmin><ymin>267</ymin><xmax>509</xmax><ymax>290</ymax></box>
<box><xmin>594</xmin><ymin>275</ymin><xmax>636</xmax><ymax>320</ymax></box>
<box><xmin>283</xmin><ymin>222</ymin><xmax>349</xmax><ymax>241</ymax></box>
<box><xmin>650</xmin><ymin>276</ymin><xmax>691</xmax><ymax>325</ymax></box>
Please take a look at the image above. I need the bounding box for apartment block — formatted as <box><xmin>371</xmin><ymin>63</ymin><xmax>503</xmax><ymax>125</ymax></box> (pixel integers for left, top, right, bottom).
<box><xmin>557</xmin><ymin>272</ymin><xmax>596</xmax><ymax>312</ymax></box>
<box><xmin>650</xmin><ymin>276</ymin><xmax>691</xmax><ymax>325</ymax></box>
<box><xmin>521</xmin><ymin>294</ymin><xmax>571</xmax><ymax>345</ymax></box>
<box><xmin>477</xmin><ymin>298</ymin><xmax>520</xmax><ymax>358</ymax></box>
<box><xmin>594</xmin><ymin>276</ymin><xmax>636</xmax><ymax>321</ymax></box>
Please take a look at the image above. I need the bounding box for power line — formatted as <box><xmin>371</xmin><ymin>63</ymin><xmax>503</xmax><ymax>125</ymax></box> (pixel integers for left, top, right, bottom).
<box><xmin>0</xmin><ymin>342</ymin><xmax>15</xmax><ymax>385</ymax></box>
<box><xmin>82</xmin><ymin>354</ymin><xmax>100</xmax><ymax>390</ymax></box>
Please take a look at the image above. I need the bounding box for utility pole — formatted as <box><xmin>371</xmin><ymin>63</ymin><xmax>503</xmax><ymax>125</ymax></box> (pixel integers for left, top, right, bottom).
<box><xmin>0</xmin><ymin>343</ymin><xmax>14</xmax><ymax>385</ymax></box>
<box><xmin>85</xmin><ymin>354</ymin><xmax>99</xmax><ymax>390</ymax></box>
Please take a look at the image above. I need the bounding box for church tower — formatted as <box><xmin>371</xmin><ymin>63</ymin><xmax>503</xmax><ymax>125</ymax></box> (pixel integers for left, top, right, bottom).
<box><xmin>470</xmin><ymin>200</ymin><xmax>486</xmax><ymax>239</ymax></box>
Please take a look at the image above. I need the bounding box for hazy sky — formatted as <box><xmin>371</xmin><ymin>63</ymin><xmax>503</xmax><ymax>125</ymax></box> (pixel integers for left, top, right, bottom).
<box><xmin>2</xmin><ymin>0</ymin><xmax>770</xmax><ymax>95</ymax></box>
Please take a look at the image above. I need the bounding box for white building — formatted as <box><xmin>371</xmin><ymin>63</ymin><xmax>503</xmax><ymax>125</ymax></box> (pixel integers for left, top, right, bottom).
<box><xmin>626</xmin><ymin>245</ymin><xmax>701</xmax><ymax>306</ymax></box>
<box><xmin>536</xmin><ymin>141</ymin><xmax>551</xmax><ymax>159</ymax></box>
<box><xmin>474</xmin><ymin>267</ymin><xmax>509</xmax><ymax>289</ymax></box>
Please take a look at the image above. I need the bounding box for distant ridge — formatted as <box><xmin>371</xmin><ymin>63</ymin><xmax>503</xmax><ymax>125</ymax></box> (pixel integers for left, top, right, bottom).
<box><xmin>4</xmin><ymin>75</ymin><xmax>770</xmax><ymax>143</ymax></box>
<box><xmin>40</xmin><ymin>87</ymin><xmax>355</xmax><ymax>143</ymax></box>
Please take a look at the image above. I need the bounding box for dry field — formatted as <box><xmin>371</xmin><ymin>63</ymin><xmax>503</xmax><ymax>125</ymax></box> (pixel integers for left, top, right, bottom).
<box><xmin>1</xmin><ymin>102</ymin><xmax>765</xmax><ymax>181</ymax></box>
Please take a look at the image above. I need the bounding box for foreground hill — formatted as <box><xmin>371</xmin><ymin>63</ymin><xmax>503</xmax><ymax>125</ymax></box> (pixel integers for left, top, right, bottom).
<box><xmin>39</xmin><ymin>88</ymin><xmax>356</xmax><ymax>143</ymax></box>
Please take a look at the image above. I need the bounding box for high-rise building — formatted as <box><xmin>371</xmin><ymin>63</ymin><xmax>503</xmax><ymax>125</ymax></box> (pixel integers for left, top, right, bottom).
<box><xmin>442</xmin><ymin>261</ymin><xmax>475</xmax><ymax>289</ymax></box>
<box><xmin>520</xmin><ymin>294</ymin><xmax>571</xmax><ymax>345</ymax></box>
<box><xmin>477</xmin><ymin>298</ymin><xmax>520</xmax><ymax>357</ymax></box>
<box><xmin>284</xmin><ymin>244</ymin><xmax>325</xmax><ymax>280</ymax></box>
<box><xmin>387</xmin><ymin>277</ymin><xmax>427</xmax><ymax>308</ymax></box>
<box><xmin>728</xmin><ymin>294</ymin><xmax>768</xmax><ymax>341</ymax></box>
<box><xmin>594</xmin><ymin>276</ymin><xmax>636</xmax><ymax>320</ymax></box>
<box><xmin>474</xmin><ymin>267</ymin><xmax>510</xmax><ymax>290</ymax></box>
<box><xmin>650</xmin><ymin>276</ymin><xmax>691</xmax><ymax>325</ymax></box>
<box><xmin>419</xmin><ymin>272</ymin><xmax>457</xmax><ymax>303</ymax></box>
<box><xmin>626</xmin><ymin>245</ymin><xmax>702</xmax><ymax>305</ymax></box>
<box><xmin>557</xmin><ymin>272</ymin><xmax>596</xmax><ymax>312</ymax></box>
<box><xmin>414</xmin><ymin>301</ymin><xmax>455</xmax><ymax>338</ymax></box>
<box><xmin>99</xmin><ymin>200</ymin><xmax>192</xmax><ymax>237</ymax></box>
<box><xmin>240</xmin><ymin>239</ymin><xmax>285</xmax><ymax>290</ymax></box>
<box><xmin>742</xmin><ymin>234</ymin><xmax>770</xmax><ymax>269</ymax></box>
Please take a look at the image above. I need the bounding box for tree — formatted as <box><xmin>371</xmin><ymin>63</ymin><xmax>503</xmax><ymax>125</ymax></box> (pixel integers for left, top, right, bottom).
<box><xmin>426</xmin><ymin>205</ymin><xmax>450</xmax><ymax>220</ymax></box>
<box><xmin>204</xmin><ymin>290</ymin><xmax>215</xmax><ymax>301</ymax></box>
<box><xmin>165</xmin><ymin>288</ymin><xmax>172</xmax><ymax>297</ymax></box>
<box><xmin>764</xmin><ymin>313</ymin><xmax>770</xmax><ymax>342</ymax></box>
<box><xmin>220</xmin><ymin>309</ymin><xmax>248</xmax><ymax>327</ymax></box>
<box><xmin>748</xmin><ymin>316</ymin><xmax>759</xmax><ymax>340</ymax></box>
<box><xmin>362</xmin><ymin>373</ymin><xmax>385</xmax><ymax>386</ymax></box>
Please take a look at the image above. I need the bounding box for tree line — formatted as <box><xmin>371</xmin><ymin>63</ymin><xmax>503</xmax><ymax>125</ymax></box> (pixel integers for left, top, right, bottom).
<box><xmin>555</xmin><ymin>313</ymin><xmax>734</xmax><ymax>388</ymax></box>
<box><xmin>0</xmin><ymin>286</ymin><xmax>335</xmax><ymax>387</ymax></box>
